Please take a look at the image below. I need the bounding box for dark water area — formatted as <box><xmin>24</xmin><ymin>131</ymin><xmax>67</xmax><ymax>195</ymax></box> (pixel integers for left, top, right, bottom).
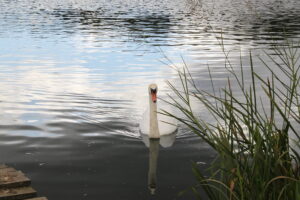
<box><xmin>0</xmin><ymin>0</ymin><xmax>300</xmax><ymax>199</ymax></box>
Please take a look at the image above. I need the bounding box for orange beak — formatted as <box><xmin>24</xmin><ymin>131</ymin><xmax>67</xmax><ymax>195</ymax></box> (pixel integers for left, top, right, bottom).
<box><xmin>151</xmin><ymin>92</ymin><xmax>157</xmax><ymax>103</ymax></box>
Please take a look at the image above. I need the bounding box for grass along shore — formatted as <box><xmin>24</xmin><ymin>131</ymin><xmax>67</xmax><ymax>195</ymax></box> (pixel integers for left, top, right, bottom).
<box><xmin>163</xmin><ymin>39</ymin><xmax>300</xmax><ymax>200</ymax></box>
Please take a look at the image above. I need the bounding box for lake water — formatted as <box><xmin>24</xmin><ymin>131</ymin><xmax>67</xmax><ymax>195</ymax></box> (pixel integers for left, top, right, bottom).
<box><xmin>0</xmin><ymin>0</ymin><xmax>299</xmax><ymax>199</ymax></box>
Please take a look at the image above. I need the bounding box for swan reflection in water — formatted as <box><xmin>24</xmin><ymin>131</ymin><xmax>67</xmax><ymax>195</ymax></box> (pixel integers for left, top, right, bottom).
<box><xmin>141</xmin><ymin>132</ymin><xmax>177</xmax><ymax>195</ymax></box>
<box><xmin>147</xmin><ymin>138</ymin><xmax>160</xmax><ymax>195</ymax></box>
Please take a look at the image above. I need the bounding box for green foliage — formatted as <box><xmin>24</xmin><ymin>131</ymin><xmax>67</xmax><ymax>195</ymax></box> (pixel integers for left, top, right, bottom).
<box><xmin>163</xmin><ymin>40</ymin><xmax>300</xmax><ymax>200</ymax></box>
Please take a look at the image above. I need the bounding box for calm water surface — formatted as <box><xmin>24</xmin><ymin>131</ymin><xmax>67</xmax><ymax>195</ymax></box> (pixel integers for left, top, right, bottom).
<box><xmin>0</xmin><ymin>0</ymin><xmax>300</xmax><ymax>199</ymax></box>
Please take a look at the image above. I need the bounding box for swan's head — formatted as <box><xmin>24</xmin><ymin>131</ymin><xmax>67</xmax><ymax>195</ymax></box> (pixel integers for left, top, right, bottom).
<box><xmin>148</xmin><ymin>83</ymin><xmax>158</xmax><ymax>103</ymax></box>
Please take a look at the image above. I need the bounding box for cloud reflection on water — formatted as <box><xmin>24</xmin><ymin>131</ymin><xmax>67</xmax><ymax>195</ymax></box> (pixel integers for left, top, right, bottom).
<box><xmin>0</xmin><ymin>0</ymin><xmax>300</xmax><ymax>141</ymax></box>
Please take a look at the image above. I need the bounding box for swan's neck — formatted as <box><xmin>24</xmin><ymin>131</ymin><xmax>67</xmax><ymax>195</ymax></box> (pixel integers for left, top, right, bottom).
<box><xmin>149</xmin><ymin>99</ymin><xmax>159</xmax><ymax>138</ymax></box>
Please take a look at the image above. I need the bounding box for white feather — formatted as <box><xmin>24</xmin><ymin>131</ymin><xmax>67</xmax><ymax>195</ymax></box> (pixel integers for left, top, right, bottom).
<box><xmin>139</xmin><ymin>104</ymin><xmax>178</xmax><ymax>135</ymax></box>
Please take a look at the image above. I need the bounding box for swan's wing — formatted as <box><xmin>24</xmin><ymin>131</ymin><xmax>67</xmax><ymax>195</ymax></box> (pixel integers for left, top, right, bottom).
<box><xmin>157</xmin><ymin>106</ymin><xmax>178</xmax><ymax>135</ymax></box>
<box><xmin>160</xmin><ymin>132</ymin><xmax>176</xmax><ymax>147</ymax></box>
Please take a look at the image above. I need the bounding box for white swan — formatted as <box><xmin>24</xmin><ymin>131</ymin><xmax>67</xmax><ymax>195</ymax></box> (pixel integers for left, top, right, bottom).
<box><xmin>139</xmin><ymin>83</ymin><xmax>178</xmax><ymax>139</ymax></box>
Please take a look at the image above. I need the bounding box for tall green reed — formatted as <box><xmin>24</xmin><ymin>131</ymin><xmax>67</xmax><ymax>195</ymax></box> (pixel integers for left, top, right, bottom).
<box><xmin>162</xmin><ymin>40</ymin><xmax>300</xmax><ymax>200</ymax></box>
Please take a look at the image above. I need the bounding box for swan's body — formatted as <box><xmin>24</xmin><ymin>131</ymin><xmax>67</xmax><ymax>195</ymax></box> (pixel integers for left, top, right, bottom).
<box><xmin>140</xmin><ymin>104</ymin><xmax>178</xmax><ymax>136</ymax></box>
<box><xmin>139</xmin><ymin>84</ymin><xmax>178</xmax><ymax>138</ymax></box>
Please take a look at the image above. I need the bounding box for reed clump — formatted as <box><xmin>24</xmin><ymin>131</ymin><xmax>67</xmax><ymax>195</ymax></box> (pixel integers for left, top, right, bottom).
<box><xmin>164</xmin><ymin>40</ymin><xmax>300</xmax><ymax>200</ymax></box>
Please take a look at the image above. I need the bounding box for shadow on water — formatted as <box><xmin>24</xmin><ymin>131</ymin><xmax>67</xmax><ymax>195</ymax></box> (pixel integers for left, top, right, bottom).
<box><xmin>49</xmin><ymin>8</ymin><xmax>173</xmax><ymax>44</ymax></box>
<box><xmin>0</xmin><ymin>128</ymin><xmax>214</xmax><ymax>199</ymax></box>
<box><xmin>40</xmin><ymin>5</ymin><xmax>300</xmax><ymax>44</ymax></box>
<box><xmin>2</xmin><ymin>0</ymin><xmax>300</xmax><ymax>45</ymax></box>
